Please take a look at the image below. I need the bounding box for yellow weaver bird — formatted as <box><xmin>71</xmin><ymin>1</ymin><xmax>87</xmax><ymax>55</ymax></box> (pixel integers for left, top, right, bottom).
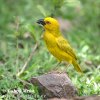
<box><xmin>37</xmin><ymin>17</ymin><xmax>82</xmax><ymax>73</ymax></box>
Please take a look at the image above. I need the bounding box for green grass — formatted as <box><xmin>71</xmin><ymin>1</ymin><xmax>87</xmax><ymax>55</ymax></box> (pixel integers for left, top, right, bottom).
<box><xmin>0</xmin><ymin>0</ymin><xmax>100</xmax><ymax>99</ymax></box>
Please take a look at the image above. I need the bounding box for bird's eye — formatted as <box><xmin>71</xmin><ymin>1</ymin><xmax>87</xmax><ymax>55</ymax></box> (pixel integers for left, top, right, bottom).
<box><xmin>45</xmin><ymin>21</ymin><xmax>51</xmax><ymax>24</ymax></box>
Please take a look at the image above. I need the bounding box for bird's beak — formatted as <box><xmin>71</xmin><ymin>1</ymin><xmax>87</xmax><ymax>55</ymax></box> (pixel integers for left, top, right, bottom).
<box><xmin>37</xmin><ymin>19</ymin><xmax>46</xmax><ymax>26</ymax></box>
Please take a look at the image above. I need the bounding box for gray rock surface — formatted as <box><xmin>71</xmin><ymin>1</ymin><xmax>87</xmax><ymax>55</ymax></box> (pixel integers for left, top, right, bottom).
<box><xmin>30</xmin><ymin>72</ymin><xmax>77</xmax><ymax>99</ymax></box>
<box><xmin>48</xmin><ymin>96</ymin><xmax>100</xmax><ymax>100</ymax></box>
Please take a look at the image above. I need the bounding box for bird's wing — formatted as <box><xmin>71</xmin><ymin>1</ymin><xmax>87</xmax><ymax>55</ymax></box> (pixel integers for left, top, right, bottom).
<box><xmin>56</xmin><ymin>36</ymin><xmax>77</xmax><ymax>60</ymax></box>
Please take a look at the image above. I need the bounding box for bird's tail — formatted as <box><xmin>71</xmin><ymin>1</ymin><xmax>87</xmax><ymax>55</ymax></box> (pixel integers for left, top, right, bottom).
<box><xmin>72</xmin><ymin>60</ymin><xmax>83</xmax><ymax>73</ymax></box>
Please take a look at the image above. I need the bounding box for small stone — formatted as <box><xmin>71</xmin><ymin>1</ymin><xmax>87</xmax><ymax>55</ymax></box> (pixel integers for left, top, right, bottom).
<box><xmin>71</xmin><ymin>95</ymin><xmax>100</xmax><ymax>100</ymax></box>
<box><xmin>48</xmin><ymin>95</ymin><xmax>100</xmax><ymax>100</ymax></box>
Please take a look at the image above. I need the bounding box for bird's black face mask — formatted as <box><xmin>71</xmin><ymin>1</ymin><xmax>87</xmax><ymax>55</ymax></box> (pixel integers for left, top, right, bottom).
<box><xmin>37</xmin><ymin>19</ymin><xmax>46</xmax><ymax>26</ymax></box>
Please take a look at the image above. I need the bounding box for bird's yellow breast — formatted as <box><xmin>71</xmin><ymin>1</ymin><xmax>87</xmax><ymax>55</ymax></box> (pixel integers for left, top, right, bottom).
<box><xmin>43</xmin><ymin>31</ymin><xmax>67</xmax><ymax>61</ymax></box>
<box><xmin>43</xmin><ymin>32</ymin><xmax>56</xmax><ymax>47</ymax></box>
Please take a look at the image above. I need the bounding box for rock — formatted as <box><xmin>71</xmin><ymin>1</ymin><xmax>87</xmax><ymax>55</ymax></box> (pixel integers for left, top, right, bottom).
<box><xmin>30</xmin><ymin>72</ymin><xmax>77</xmax><ymax>99</ymax></box>
<box><xmin>73</xmin><ymin>96</ymin><xmax>100</xmax><ymax>100</ymax></box>
<box><xmin>48</xmin><ymin>98</ymin><xmax>67</xmax><ymax>100</ymax></box>
<box><xmin>48</xmin><ymin>95</ymin><xmax>100</xmax><ymax>100</ymax></box>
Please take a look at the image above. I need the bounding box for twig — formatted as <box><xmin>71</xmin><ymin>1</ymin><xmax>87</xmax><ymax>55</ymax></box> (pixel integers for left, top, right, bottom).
<box><xmin>16</xmin><ymin>28</ymin><xmax>43</xmax><ymax>77</ymax></box>
<box><xmin>15</xmin><ymin>17</ymin><xmax>20</xmax><ymax>73</ymax></box>
<box><xmin>17</xmin><ymin>42</ymin><xmax>39</xmax><ymax>77</ymax></box>
<box><xmin>17</xmin><ymin>77</ymin><xmax>32</xmax><ymax>86</ymax></box>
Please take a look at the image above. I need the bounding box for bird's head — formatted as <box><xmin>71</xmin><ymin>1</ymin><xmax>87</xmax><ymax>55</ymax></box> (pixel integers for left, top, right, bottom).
<box><xmin>37</xmin><ymin>17</ymin><xmax>60</xmax><ymax>32</ymax></box>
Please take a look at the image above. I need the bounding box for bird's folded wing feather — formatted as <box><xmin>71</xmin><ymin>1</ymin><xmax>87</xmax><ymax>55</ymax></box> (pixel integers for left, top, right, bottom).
<box><xmin>56</xmin><ymin>36</ymin><xmax>77</xmax><ymax>60</ymax></box>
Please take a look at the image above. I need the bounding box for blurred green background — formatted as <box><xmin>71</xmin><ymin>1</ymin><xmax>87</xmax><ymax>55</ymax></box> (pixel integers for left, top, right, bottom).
<box><xmin>0</xmin><ymin>0</ymin><xmax>100</xmax><ymax>99</ymax></box>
